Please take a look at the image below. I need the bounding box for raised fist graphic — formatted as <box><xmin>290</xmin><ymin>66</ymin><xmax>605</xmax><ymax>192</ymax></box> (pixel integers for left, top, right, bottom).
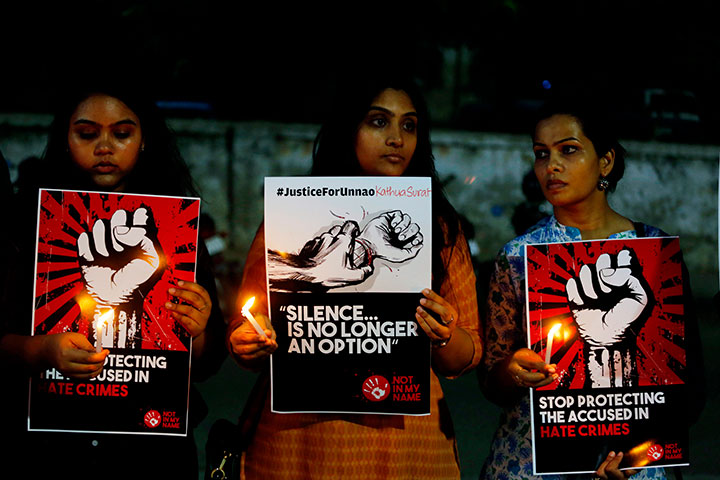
<box><xmin>355</xmin><ymin>210</ymin><xmax>423</xmax><ymax>265</ymax></box>
<box><xmin>77</xmin><ymin>207</ymin><xmax>165</xmax><ymax>348</ymax></box>
<box><xmin>565</xmin><ymin>249</ymin><xmax>652</xmax><ymax>387</ymax></box>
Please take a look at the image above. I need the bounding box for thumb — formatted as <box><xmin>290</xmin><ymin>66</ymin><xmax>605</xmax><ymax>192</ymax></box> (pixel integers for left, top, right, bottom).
<box><xmin>114</xmin><ymin>225</ymin><xmax>148</xmax><ymax>247</ymax></box>
<box><xmin>599</xmin><ymin>267</ymin><xmax>632</xmax><ymax>287</ymax></box>
<box><xmin>67</xmin><ymin>332</ymin><xmax>96</xmax><ymax>352</ymax></box>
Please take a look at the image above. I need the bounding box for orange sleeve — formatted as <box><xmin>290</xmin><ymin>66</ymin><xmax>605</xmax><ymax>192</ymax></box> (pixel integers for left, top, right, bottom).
<box><xmin>438</xmin><ymin>230</ymin><xmax>482</xmax><ymax>377</ymax></box>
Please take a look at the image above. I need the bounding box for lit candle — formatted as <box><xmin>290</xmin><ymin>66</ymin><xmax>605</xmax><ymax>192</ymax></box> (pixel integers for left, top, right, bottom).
<box><xmin>242</xmin><ymin>297</ymin><xmax>267</xmax><ymax>339</ymax></box>
<box><xmin>95</xmin><ymin>308</ymin><xmax>114</xmax><ymax>353</ymax></box>
<box><xmin>545</xmin><ymin>323</ymin><xmax>562</xmax><ymax>365</ymax></box>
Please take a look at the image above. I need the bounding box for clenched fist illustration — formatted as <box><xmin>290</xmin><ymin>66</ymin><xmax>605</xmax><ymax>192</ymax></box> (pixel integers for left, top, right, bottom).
<box><xmin>77</xmin><ymin>208</ymin><xmax>165</xmax><ymax>348</ymax></box>
<box><xmin>565</xmin><ymin>249</ymin><xmax>652</xmax><ymax>387</ymax></box>
<box><xmin>355</xmin><ymin>210</ymin><xmax>423</xmax><ymax>265</ymax></box>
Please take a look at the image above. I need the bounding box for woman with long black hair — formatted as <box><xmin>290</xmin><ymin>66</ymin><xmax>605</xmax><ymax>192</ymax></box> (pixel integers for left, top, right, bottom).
<box><xmin>2</xmin><ymin>83</ymin><xmax>226</xmax><ymax>479</ymax></box>
<box><xmin>228</xmin><ymin>75</ymin><xmax>482</xmax><ymax>479</ymax></box>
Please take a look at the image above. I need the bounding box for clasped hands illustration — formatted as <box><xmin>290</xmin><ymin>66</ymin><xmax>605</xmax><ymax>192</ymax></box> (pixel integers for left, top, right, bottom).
<box><xmin>268</xmin><ymin>210</ymin><xmax>423</xmax><ymax>290</ymax></box>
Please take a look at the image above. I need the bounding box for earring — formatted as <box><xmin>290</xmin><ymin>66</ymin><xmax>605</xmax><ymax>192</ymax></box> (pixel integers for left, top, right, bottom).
<box><xmin>597</xmin><ymin>176</ymin><xmax>610</xmax><ymax>191</ymax></box>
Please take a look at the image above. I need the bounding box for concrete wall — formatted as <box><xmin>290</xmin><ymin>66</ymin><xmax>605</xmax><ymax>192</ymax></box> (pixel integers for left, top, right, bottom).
<box><xmin>2</xmin><ymin>114</ymin><xmax>717</xmax><ymax>296</ymax></box>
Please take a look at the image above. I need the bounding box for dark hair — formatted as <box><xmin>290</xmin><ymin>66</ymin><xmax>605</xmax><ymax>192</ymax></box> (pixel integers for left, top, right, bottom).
<box><xmin>34</xmin><ymin>83</ymin><xmax>198</xmax><ymax>197</ymax></box>
<box><xmin>312</xmin><ymin>75</ymin><xmax>462</xmax><ymax>290</ymax></box>
<box><xmin>533</xmin><ymin>96</ymin><xmax>626</xmax><ymax>192</ymax></box>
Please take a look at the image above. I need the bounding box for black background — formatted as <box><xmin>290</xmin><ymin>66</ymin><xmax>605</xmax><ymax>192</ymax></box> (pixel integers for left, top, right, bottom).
<box><xmin>270</xmin><ymin>292</ymin><xmax>430</xmax><ymax>415</ymax></box>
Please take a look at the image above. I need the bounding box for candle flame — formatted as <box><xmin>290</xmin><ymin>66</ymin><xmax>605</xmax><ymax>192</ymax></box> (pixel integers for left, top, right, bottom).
<box><xmin>242</xmin><ymin>297</ymin><xmax>255</xmax><ymax>314</ymax></box>
<box><xmin>625</xmin><ymin>440</ymin><xmax>655</xmax><ymax>467</ymax></box>
<box><xmin>548</xmin><ymin>323</ymin><xmax>562</xmax><ymax>338</ymax></box>
<box><xmin>96</xmin><ymin>308</ymin><xmax>114</xmax><ymax>329</ymax></box>
<box><xmin>76</xmin><ymin>291</ymin><xmax>97</xmax><ymax>318</ymax></box>
<box><xmin>628</xmin><ymin>440</ymin><xmax>654</xmax><ymax>456</ymax></box>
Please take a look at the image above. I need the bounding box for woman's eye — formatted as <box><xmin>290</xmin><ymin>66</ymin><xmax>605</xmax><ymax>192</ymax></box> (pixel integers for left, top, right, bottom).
<box><xmin>77</xmin><ymin>130</ymin><xmax>97</xmax><ymax>140</ymax></box>
<box><xmin>370</xmin><ymin>117</ymin><xmax>388</xmax><ymax>128</ymax></box>
<box><xmin>533</xmin><ymin>149</ymin><xmax>549</xmax><ymax>160</ymax></box>
<box><xmin>402</xmin><ymin>120</ymin><xmax>416</xmax><ymax>133</ymax></box>
<box><xmin>114</xmin><ymin>130</ymin><xmax>132</xmax><ymax>139</ymax></box>
<box><xmin>561</xmin><ymin>145</ymin><xmax>578</xmax><ymax>155</ymax></box>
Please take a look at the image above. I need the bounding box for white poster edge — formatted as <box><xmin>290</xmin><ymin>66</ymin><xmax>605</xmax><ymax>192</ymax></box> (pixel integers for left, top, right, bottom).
<box><xmin>27</xmin><ymin>188</ymin><xmax>200</xmax><ymax>436</ymax></box>
<box><xmin>265</xmin><ymin>176</ymin><xmax>432</xmax><ymax>415</ymax></box>
<box><xmin>525</xmin><ymin>236</ymin><xmax>683</xmax><ymax>475</ymax></box>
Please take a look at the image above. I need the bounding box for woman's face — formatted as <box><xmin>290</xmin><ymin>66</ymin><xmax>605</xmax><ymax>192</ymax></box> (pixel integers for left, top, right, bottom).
<box><xmin>532</xmin><ymin>114</ymin><xmax>613</xmax><ymax>209</ymax></box>
<box><xmin>67</xmin><ymin>94</ymin><xmax>143</xmax><ymax>192</ymax></box>
<box><xmin>354</xmin><ymin>88</ymin><xmax>417</xmax><ymax>176</ymax></box>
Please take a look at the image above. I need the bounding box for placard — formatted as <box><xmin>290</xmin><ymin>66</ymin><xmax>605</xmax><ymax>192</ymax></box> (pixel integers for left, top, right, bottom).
<box><xmin>526</xmin><ymin>237</ymin><xmax>689</xmax><ymax>474</ymax></box>
<box><xmin>28</xmin><ymin>189</ymin><xmax>200</xmax><ymax>435</ymax></box>
<box><xmin>264</xmin><ymin>177</ymin><xmax>432</xmax><ymax>414</ymax></box>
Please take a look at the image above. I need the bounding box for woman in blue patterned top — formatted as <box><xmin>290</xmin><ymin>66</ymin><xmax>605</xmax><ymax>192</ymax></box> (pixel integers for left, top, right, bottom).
<box><xmin>479</xmin><ymin>98</ymin><xmax>675</xmax><ymax>480</ymax></box>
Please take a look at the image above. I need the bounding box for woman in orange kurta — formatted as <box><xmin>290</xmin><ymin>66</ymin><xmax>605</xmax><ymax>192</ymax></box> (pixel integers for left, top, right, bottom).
<box><xmin>228</xmin><ymin>76</ymin><xmax>482</xmax><ymax>479</ymax></box>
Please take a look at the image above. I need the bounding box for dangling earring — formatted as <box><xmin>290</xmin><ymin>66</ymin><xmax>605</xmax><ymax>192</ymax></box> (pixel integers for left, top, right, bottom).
<box><xmin>597</xmin><ymin>176</ymin><xmax>610</xmax><ymax>191</ymax></box>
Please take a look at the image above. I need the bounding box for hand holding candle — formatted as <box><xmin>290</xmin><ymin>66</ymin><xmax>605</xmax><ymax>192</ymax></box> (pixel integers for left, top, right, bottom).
<box><xmin>229</xmin><ymin>296</ymin><xmax>277</xmax><ymax>364</ymax></box>
<box><xmin>242</xmin><ymin>297</ymin><xmax>268</xmax><ymax>339</ymax></box>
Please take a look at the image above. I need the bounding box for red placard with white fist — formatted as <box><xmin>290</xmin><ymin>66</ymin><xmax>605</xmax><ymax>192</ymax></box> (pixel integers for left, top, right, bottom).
<box><xmin>525</xmin><ymin>237</ymin><xmax>689</xmax><ymax>474</ymax></box>
<box><xmin>29</xmin><ymin>189</ymin><xmax>200</xmax><ymax>435</ymax></box>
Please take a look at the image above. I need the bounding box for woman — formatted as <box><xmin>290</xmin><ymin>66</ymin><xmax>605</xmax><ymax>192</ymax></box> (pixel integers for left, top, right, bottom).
<box><xmin>479</xmin><ymin>98</ymin><xmax>703</xmax><ymax>479</ymax></box>
<box><xmin>2</xmin><ymin>85</ymin><xmax>226</xmax><ymax>479</ymax></box>
<box><xmin>228</xmin><ymin>76</ymin><xmax>482</xmax><ymax>479</ymax></box>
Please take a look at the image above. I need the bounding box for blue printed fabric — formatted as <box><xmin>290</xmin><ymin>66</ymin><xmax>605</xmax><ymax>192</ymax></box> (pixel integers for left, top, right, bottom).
<box><xmin>480</xmin><ymin>215</ymin><xmax>666</xmax><ymax>480</ymax></box>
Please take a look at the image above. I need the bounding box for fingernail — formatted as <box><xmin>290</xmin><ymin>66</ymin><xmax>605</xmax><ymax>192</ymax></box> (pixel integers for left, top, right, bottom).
<box><xmin>420</xmin><ymin>298</ymin><xmax>427</xmax><ymax>305</ymax></box>
<box><xmin>617</xmin><ymin>452</ymin><xmax>623</xmax><ymax>458</ymax></box>
<box><xmin>423</xmin><ymin>288</ymin><xmax>430</xmax><ymax>295</ymax></box>
<box><xmin>168</xmin><ymin>288</ymin><xmax>176</xmax><ymax>294</ymax></box>
<box><xmin>608</xmin><ymin>451</ymin><xmax>616</xmax><ymax>457</ymax></box>
<box><xmin>178</xmin><ymin>280</ymin><xmax>184</xmax><ymax>286</ymax></box>
<box><xmin>165</xmin><ymin>302</ymin><xmax>173</xmax><ymax>309</ymax></box>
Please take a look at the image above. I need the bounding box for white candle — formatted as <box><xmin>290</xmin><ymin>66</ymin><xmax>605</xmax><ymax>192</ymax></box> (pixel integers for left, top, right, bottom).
<box><xmin>95</xmin><ymin>309</ymin><xmax>113</xmax><ymax>352</ymax></box>
<box><xmin>242</xmin><ymin>297</ymin><xmax>267</xmax><ymax>339</ymax></box>
<box><xmin>545</xmin><ymin>323</ymin><xmax>562</xmax><ymax>365</ymax></box>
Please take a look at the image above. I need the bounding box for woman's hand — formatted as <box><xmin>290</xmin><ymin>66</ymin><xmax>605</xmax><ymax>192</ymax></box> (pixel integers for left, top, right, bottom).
<box><xmin>596</xmin><ymin>451</ymin><xmax>637</xmax><ymax>479</ymax></box>
<box><xmin>165</xmin><ymin>280</ymin><xmax>211</xmax><ymax>338</ymax></box>
<box><xmin>42</xmin><ymin>333</ymin><xmax>108</xmax><ymax>379</ymax></box>
<box><xmin>415</xmin><ymin>288</ymin><xmax>476</xmax><ymax>376</ymax></box>
<box><xmin>415</xmin><ymin>288</ymin><xmax>457</xmax><ymax>347</ymax></box>
<box><xmin>229</xmin><ymin>313</ymin><xmax>278</xmax><ymax>364</ymax></box>
<box><xmin>503</xmin><ymin>347</ymin><xmax>557</xmax><ymax>389</ymax></box>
